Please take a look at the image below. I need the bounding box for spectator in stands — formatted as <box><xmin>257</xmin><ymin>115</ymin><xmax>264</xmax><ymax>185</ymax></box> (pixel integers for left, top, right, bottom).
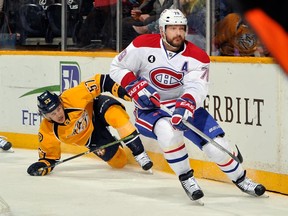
<box><xmin>77</xmin><ymin>0</ymin><xmax>114</xmax><ymax>49</ymax></box>
<box><xmin>132</xmin><ymin>20</ymin><xmax>157</xmax><ymax>35</ymax></box>
<box><xmin>77</xmin><ymin>0</ymin><xmax>103</xmax><ymax>48</ymax></box>
<box><xmin>132</xmin><ymin>0</ymin><xmax>207</xmax><ymax>49</ymax></box>
<box><xmin>122</xmin><ymin>0</ymin><xmax>173</xmax><ymax>48</ymax></box>
<box><xmin>183</xmin><ymin>0</ymin><xmax>206</xmax><ymax>50</ymax></box>
<box><xmin>77</xmin><ymin>0</ymin><xmax>134</xmax><ymax>49</ymax></box>
<box><xmin>93</xmin><ymin>0</ymin><xmax>117</xmax><ymax>49</ymax></box>
<box><xmin>129</xmin><ymin>0</ymin><xmax>154</xmax><ymax>23</ymax></box>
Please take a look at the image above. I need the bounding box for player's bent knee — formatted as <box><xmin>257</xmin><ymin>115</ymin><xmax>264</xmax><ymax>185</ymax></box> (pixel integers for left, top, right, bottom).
<box><xmin>202</xmin><ymin>137</ymin><xmax>232</xmax><ymax>164</ymax></box>
<box><xmin>154</xmin><ymin>117</ymin><xmax>183</xmax><ymax>150</ymax></box>
<box><xmin>107</xmin><ymin>146</ymin><xmax>128</xmax><ymax>168</ymax></box>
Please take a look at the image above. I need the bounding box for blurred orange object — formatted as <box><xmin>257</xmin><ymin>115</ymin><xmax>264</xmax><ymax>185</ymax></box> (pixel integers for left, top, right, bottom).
<box><xmin>244</xmin><ymin>9</ymin><xmax>288</xmax><ymax>74</ymax></box>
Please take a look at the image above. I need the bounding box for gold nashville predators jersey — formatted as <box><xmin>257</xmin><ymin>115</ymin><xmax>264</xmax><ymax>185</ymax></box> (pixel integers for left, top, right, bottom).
<box><xmin>37</xmin><ymin>74</ymin><xmax>116</xmax><ymax>161</ymax></box>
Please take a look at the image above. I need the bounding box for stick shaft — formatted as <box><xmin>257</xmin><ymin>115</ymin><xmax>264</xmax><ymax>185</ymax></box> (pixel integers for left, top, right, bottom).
<box><xmin>41</xmin><ymin>133</ymin><xmax>138</xmax><ymax>170</ymax></box>
<box><xmin>150</xmin><ymin>97</ymin><xmax>241</xmax><ymax>163</ymax></box>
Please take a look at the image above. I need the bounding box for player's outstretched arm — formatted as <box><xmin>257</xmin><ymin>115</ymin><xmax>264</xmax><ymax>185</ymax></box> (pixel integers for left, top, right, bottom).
<box><xmin>100</xmin><ymin>74</ymin><xmax>131</xmax><ymax>101</ymax></box>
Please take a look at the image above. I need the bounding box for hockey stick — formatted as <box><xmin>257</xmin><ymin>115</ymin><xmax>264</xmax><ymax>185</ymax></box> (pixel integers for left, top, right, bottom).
<box><xmin>150</xmin><ymin>97</ymin><xmax>243</xmax><ymax>164</ymax></box>
<box><xmin>37</xmin><ymin>133</ymin><xmax>138</xmax><ymax>173</ymax></box>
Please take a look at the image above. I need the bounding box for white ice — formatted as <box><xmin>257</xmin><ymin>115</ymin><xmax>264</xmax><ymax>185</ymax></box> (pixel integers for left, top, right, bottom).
<box><xmin>1</xmin><ymin>149</ymin><xmax>288</xmax><ymax>216</ymax></box>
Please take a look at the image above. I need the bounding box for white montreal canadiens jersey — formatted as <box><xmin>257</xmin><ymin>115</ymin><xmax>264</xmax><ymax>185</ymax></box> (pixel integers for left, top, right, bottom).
<box><xmin>110</xmin><ymin>34</ymin><xmax>210</xmax><ymax>108</ymax></box>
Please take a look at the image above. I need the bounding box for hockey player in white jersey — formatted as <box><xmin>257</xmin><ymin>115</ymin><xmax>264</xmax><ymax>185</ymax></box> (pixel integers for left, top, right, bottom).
<box><xmin>110</xmin><ymin>8</ymin><xmax>266</xmax><ymax>202</ymax></box>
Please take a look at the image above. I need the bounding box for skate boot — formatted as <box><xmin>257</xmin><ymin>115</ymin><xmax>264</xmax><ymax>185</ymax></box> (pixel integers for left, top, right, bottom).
<box><xmin>179</xmin><ymin>170</ymin><xmax>204</xmax><ymax>201</ymax></box>
<box><xmin>233</xmin><ymin>171</ymin><xmax>266</xmax><ymax>196</ymax></box>
<box><xmin>134</xmin><ymin>151</ymin><xmax>153</xmax><ymax>171</ymax></box>
<box><xmin>0</xmin><ymin>137</ymin><xmax>12</xmax><ymax>151</ymax></box>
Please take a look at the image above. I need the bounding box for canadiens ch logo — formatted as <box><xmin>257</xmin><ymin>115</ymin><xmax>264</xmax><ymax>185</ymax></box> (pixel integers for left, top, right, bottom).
<box><xmin>150</xmin><ymin>68</ymin><xmax>184</xmax><ymax>90</ymax></box>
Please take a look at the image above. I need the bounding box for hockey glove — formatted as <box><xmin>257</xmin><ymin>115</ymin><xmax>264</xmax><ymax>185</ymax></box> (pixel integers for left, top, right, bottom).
<box><xmin>111</xmin><ymin>83</ymin><xmax>131</xmax><ymax>102</ymax></box>
<box><xmin>125</xmin><ymin>77</ymin><xmax>160</xmax><ymax>109</ymax></box>
<box><xmin>27</xmin><ymin>159</ymin><xmax>54</xmax><ymax>176</ymax></box>
<box><xmin>171</xmin><ymin>94</ymin><xmax>196</xmax><ymax>131</ymax></box>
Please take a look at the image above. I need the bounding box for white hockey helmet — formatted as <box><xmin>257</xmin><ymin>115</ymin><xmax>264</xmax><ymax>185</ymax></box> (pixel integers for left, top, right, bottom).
<box><xmin>159</xmin><ymin>9</ymin><xmax>187</xmax><ymax>33</ymax></box>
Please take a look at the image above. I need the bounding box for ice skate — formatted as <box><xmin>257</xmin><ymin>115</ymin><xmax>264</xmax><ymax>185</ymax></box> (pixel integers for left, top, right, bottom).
<box><xmin>233</xmin><ymin>171</ymin><xmax>266</xmax><ymax>197</ymax></box>
<box><xmin>0</xmin><ymin>136</ymin><xmax>13</xmax><ymax>152</ymax></box>
<box><xmin>179</xmin><ymin>170</ymin><xmax>204</xmax><ymax>205</ymax></box>
<box><xmin>134</xmin><ymin>151</ymin><xmax>153</xmax><ymax>173</ymax></box>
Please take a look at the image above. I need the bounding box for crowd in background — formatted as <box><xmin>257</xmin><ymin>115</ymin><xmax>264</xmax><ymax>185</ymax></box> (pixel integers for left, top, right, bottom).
<box><xmin>0</xmin><ymin>0</ymin><xmax>269</xmax><ymax>56</ymax></box>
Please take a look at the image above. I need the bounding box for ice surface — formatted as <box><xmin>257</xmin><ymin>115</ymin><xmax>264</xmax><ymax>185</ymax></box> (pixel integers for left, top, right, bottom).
<box><xmin>1</xmin><ymin>149</ymin><xmax>287</xmax><ymax>216</ymax></box>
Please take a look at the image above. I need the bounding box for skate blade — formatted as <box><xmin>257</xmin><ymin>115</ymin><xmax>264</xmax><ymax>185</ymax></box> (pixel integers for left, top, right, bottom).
<box><xmin>146</xmin><ymin>169</ymin><xmax>153</xmax><ymax>174</ymax></box>
<box><xmin>195</xmin><ymin>198</ymin><xmax>204</xmax><ymax>206</ymax></box>
<box><xmin>1</xmin><ymin>148</ymin><xmax>15</xmax><ymax>153</ymax></box>
<box><xmin>6</xmin><ymin>147</ymin><xmax>15</xmax><ymax>153</ymax></box>
<box><xmin>261</xmin><ymin>193</ymin><xmax>269</xmax><ymax>198</ymax></box>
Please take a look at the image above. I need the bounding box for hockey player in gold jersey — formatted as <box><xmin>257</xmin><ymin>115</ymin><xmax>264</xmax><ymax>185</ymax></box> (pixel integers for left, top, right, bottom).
<box><xmin>27</xmin><ymin>74</ymin><xmax>153</xmax><ymax>176</ymax></box>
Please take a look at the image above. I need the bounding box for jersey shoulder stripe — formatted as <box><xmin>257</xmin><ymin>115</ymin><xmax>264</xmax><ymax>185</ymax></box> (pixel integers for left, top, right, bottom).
<box><xmin>132</xmin><ymin>34</ymin><xmax>161</xmax><ymax>48</ymax></box>
<box><xmin>182</xmin><ymin>41</ymin><xmax>210</xmax><ymax>63</ymax></box>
